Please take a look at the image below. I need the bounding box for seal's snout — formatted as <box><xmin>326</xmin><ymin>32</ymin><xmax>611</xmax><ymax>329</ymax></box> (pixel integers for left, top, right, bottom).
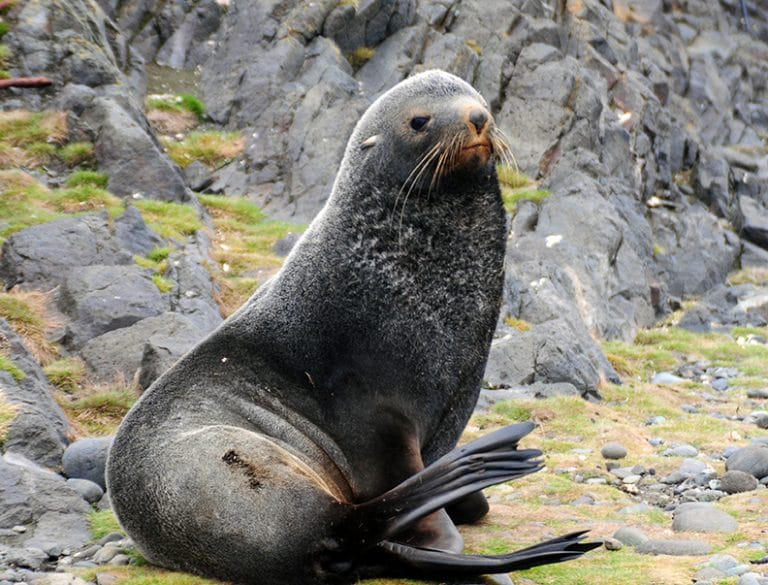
<box><xmin>468</xmin><ymin>108</ymin><xmax>489</xmax><ymax>135</ymax></box>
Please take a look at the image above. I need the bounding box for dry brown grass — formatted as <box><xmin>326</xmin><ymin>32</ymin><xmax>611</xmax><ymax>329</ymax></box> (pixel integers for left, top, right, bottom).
<box><xmin>0</xmin><ymin>290</ymin><xmax>60</xmax><ymax>365</ymax></box>
<box><xmin>147</xmin><ymin>109</ymin><xmax>199</xmax><ymax>135</ymax></box>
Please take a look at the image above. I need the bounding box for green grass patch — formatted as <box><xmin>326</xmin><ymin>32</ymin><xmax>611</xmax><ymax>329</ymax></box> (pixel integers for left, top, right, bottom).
<box><xmin>0</xmin><ymin>392</ymin><xmax>18</xmax><ymax>446</ymax></box>
<box><xmin>77</xmin><ymin>566</ymin><xmax>223</xmax><ymax>585</ymax></box>
<box><xmin>44</xmin><ymin>357</ymin><xmax>86</xmax><ymax>393</ymax></box>
<box><xmin>0</xmin><ymin>43</ymin><xmax>10</xmax><ymax>68</ymax></box>
<box><xmin>147</xmin><ymin>247</ymin><xmax>172</xmax><ymax>262</ymax></box>
<box><xmin>66</xmin><ymin>170</ymin><xmax>109</xmax><ymax>188</ymax></box>
<box><xmin>502</xmin><ymin>187</ymin><xmax>552</xmax><ymax>214</ymax></box>
<box><xmin>59</xmin><ymin>141</ymin><xmax>95</xmax><ymax>166</ymax></box>
<box><xmin>492</xmin><ymin>401</ymin><xmax>534</xmax><ymax>422</ymax></box>
<box><xmin>161</xmin><ymin>130</ymin><xmax>245</xmax><ymax>169</ymax></box>
<box><xmin>147</xmin><ymin>93</ymin><xmax>206</xmax><ymax>119</ymax></box>
<box><xmin>0</xmin><ymin>353</ymin><xmax>25</xmax><ymax>381</ymax></box>
<box><xmin>133</xmin><ymin>199</ymin><xmax>203</xmax><ymax>241</ymax></box>
<box><xmin>347</xmin><ymin>46</ymin><xmax>376</xmax><ymax>68</ymax></box>
<box><xmin>0</xmin><ymin>22</ymin><xmax>10</xmax><ymax>40</ymax></box>
<box><xmin>497</xmin><ymin>164</ymin><xmax>532</xmax><ymax>189</ymax></box>
<box><xmin>89</xmin><ymin>509</ymin><xmax>124</xmax><ymax>540</ymax></box>
<box><xmin>602</xmin><ymin>339</ymin><xmax>678</xmax><ymax>380</ymax></box>
<box><xmin>50</xmin><ymin>184</ymin><xmax>123</xmax><ymax>215</ymax></box>
<box><xmin>152</xmin><ymin>274</ymin><xmax>175</xmax><ymax>293</ymax></box>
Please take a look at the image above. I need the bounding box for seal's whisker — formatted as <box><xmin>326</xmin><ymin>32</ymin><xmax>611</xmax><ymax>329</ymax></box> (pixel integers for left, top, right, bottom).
<box><xmin>492</xmin><ymin>126</ymin><xmax>518</xmax><ymax>172</ymax></box>
<box><xmin>398</xmin><ymin>143</ymin><xmax>443</xmax><ymax>239</ymax></box>
<box><xmin>392</xmin><ymin>141</ymin><xmax>443</xmax><ymax>227</ymax></box>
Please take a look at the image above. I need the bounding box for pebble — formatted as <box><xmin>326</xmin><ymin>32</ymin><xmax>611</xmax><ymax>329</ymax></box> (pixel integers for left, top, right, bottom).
<box><xmin>603</xmin><ymin>538</ymin><xmax>622</xmax><ymax>551</ymax></box>
<box><xmin>747</xmin><ymin>388</ymin><xmax>768</xmax><ymax>399</ymax></box>
<box><xmin>652</xmin><ymin>372</ymin><xmax>686</xmax><ymax>385</ymax></box>
<box><xmin>739</xmin><ymin>573</ymin><xmax>768</xmax><ymax>585</ymax></box>
<box><xmin>720</xmin><ymin>470</ymin><xmax>759</xmax><ymax>494</ymax></box>
<box><xmin>585</xmin><ymin>477</ymin><xmax>607</xmax><ymax>485</ymax></box>
<box><xmin>648</xmin><ymin>437</ymin><xmax>665</xmax><ymax>446</ymax></box>
<box><xmin>613</xmin><ymin>527</ymin><xmax>650</xmax><ymax>547</ymax></box>
<box><xmin>600</xmin><ymin>442</ymin><xmax>628</xmax><ymax>460</ymax></box>
<box><xmin>682</xmin><ymin>404</ymin><xmax>700</xmax><ymax>413</ymax></box>
<box><xmin>622</xmin><ymin>474</ymin><xmax>642</xmax><ymax>485</ymax></box>
<box><xmin>92</xmin><ymin>545</ymin><xmax>122</xmax><ymax>565</ymax></box>
<box><xmin>673</xmin><ymin>502</ymin><xmax>739</xmax><ymax>533</ymax></box>
<box><xmin>663</xmin><ymin>444</ymin><xmax>699</xmax><ymax>457</ymax></box>
<box><xmin>679</xmin><ymin>458</ymin><xmax>711</xmax><ymax>477</ymax></box>
<box><xmin>711</xmin><ymin>378</ymin><xmax>729</xmax><ymax>392</ymax></box>
<box><xmin>66</xmin><ymin>479</ymin><xmax>104</xmax><ymax>504</ymax></box>
<box><xmin>645</xmin><ymin>416</ymin><xmax>667</xmax><ymax>425</ymax></box>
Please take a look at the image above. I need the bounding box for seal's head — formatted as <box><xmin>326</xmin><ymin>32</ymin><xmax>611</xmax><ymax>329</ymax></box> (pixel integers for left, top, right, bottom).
<box><xmin>340</xmin><ymin>70</ymin><xmax>512</xmax><ymax>197</ymax></box>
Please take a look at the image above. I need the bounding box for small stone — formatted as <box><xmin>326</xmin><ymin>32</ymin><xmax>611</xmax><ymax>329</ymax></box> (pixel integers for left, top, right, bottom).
<box><xmin>673</xmin><ymin>502</ymin><xmax>739</xmax><ymax>533</ymax></box>
<box><xmin>93</xmin><ymin>544</ymin><xmax>122</xmax><ymax>564</ymax></box>
<box><xmin>661</xmin><ymin>471</ymin><xmax>688</xmax><ymax>484</ymax></box>
<box><xmin>739</xmin><ymin>573</ymin><xmax>768</xmax><ymax>585</ymax></box>
<box><xmin>97</xmin><ymin>533</ymin><xmax>125</xmax><ymax>546</ymax></box>
<box><xmin>11</xmin><ymin>525</ymin><xmax>27</xmax><ymax>533</ymax></box>
<box><xmin>109</xmin><ymin>555</ymin><xmax>131</xmax><ymax>566</ymax></box>
<box><xmin>610</xmin><ymin>467</ymin><xmax>634</xmax><ymax>479</ymax></box>
<box><xmin>66</xmin><ymin>478</ymin><xmax>105</xmax><ymax>504</ymax></box>
<box><xmin>682</xmin><ymin>404</ymin><xmax>700</xmax><ymax>413</ymax></box>
<box><xmin>603</xmin><ymin>538</ymin><xmax>623</xmax><ymax>551</ymax></box>
<box><xmin>601</xmin><ymin>442</ymin><xmax>628</xmax><ymax>460</ymax></box>
<box><xmin>613</xmin><ymin>527</ymin><xmax>650</xmax><ymax>547</ymax></box>
<box><xmin>648</xmin><ymin>437</ymin><xmax>665</xmax><ymax>446</ymax></box>
<box><xmin>622</xmin><ymin>474</ymin><xmax>642</xmax><ymax>485</ymax></box>
<box><xmin>5</xmin><ymin>548</ymin><xmax>48</xmax><ymax>570</ymax></box>
<box><xmin>663</xmin><ymin>444</ymin><xmax>699</xmax><ymax>458</ymax></box>
<box><xmin>585</xmin><ymin>477</ymin><xmax>607</xmax><ymax>485</ymax></box>
<box><xmin>635</xmin><ymin>539</ymin><xmax>712</xmax><ymax>556</ymax></box>
<box><xmin>653</xmin><ymin>372</ymin><xmax>686</xmax><ymax>385</ymax></box>
<box><xmin>645</xmin><ymin>416</ymin><xmax>667</xmax><ymax>425</ymax></box>
<box><xmin>679</xmin><ymin>458</ymin><xmax>710</xmax><ymax>476</ymax></box>
<box><xmin>571</xmin><ymin>495</ymin><xmax>595</xmax><ymax>506</ymax></box>
<box><xmin>747</xmin><ymin>388</ymin><xmax>768</xmax><ymax>399</ymax></box>
<box><xmin>711</xmin><ymin>378</ymin><xmax>729</xmax><ymax>392</ymax></box>
<box><xmin>720</xmin><ymin>470</ymin><xmax>759</xmax><ymax>494</ymax></box>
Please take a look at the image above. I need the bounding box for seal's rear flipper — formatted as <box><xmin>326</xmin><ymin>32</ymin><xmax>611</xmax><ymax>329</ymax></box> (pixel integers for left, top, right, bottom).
<box><xmin>344</xmin><ymin>422</ymin><xmax>543</xmax><ymax>549</ymax></box>
<box><xmin>375</xmin><ymin>531</ymin><xmax>600</xmax><ymax>579</ymax></box>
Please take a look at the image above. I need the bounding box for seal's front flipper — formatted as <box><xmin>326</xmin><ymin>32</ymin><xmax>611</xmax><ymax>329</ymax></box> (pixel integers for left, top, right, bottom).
<box><xmin>375</xmin><ymin>531</ymin><xmax>600</xmax><ymax>579</ymax></box>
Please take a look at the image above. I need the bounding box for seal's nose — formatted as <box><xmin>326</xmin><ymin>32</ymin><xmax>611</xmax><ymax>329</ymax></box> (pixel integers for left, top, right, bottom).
<box><xmin>469</xmin><ymin>109</ymin><xmax>489</xmax><ymax>135</ymax></box>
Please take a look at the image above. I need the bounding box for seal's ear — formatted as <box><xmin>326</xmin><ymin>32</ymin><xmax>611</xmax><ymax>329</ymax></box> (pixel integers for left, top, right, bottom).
<box><xmin>361</xmin><ymin>135</ymin><xmax>379</xmax><ymax>150</ymax></box>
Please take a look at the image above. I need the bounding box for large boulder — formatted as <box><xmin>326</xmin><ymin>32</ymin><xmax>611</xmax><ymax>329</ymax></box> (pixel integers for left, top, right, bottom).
<box><xmin>0</xmin><ymin>213</ymin><xmax>132</xmax><ymax>291</ymax></box>
<box><xmin>0</xmin><ymin>453</ymin><xmax>91</xmax><ymax>553</ymax></box>
<box><xmin>57</xmin><ymin>264</ymin><xmax>169</xmax><ymax>349</ymax></box>
<box><xmin>0</xmin><ymin>320</ymin><xmax>73</xmax><ymax>469</ymax></box>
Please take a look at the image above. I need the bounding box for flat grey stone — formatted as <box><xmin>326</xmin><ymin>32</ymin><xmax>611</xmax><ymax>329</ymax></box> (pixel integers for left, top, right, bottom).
<box><xmin>635</xmin><ymin>539</ymin><xmax>712</xmax><ymax>556</ymax></box>
<box><xmin>613</xmin><ymin>527</ymin><xmax>650</xmax><ymax>547</ymax></box>
<box><xmin>601</xmin><ymin>442</ymin><xmax>628</xmax><ymax>460</ymax></box>
<box><xmin>672</xmin><ymin>503</ymin><xmax>739</xmax><ymax>533</ymax></box>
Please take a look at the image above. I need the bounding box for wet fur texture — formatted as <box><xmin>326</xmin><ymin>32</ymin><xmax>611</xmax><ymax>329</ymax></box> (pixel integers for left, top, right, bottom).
<box><xmin>106</xmin><ymin>71</ymin><xmax>577</xmax><ymax>585</ymax></box>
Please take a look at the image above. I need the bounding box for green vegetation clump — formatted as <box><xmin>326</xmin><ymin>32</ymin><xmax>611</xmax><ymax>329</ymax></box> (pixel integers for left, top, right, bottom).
<box><xmin>147</xmin><ymin>247</ymin><xmax>172</xmax><ymax>263</ymax></box>
<box><xmin>0</xmin><ymin>22</ymin><xmax>10</xmax><ymax>40</ymax></box>
<box><xmin>133</xmin><ymin>199</ymin><xmax>204</xmax><ymax>241</ymax></box>
<box><xmin>0</xmin><ymin>43</ymin><xmax>10</xmax><ymax>68</ymax></box>
<box><xmin>67</xmin><ymin>170</ymin><xmax>109</xmax><ymax>189</ymax></box>
<box><xmin>152</xmin><ymin>274</ymin><xmax>175</xmax><ymax>293</ymax></box>
<box><xmin>502</xmin><ymin>188</ymin><xmax>552</xmax><ymax>214</ymax></box>
<box><xmin>198</xmin><ymin>194</ymin><xmax>304</xmax><ymax>314</ymax></box>
<box><xmin>147</xmin><ymin>94</ymin><xmax>206</xmax><ymax>119</ymax></box>
<box><xmin>59</xmin><ymin>385</ymin><xmax>138</xmax><ymax>436</ymax></box>
<box><xmin>161</xmin><ymin>131</ymin><xmax>245</xmax><ymax>169</ymax></box>
<box><xmin>496</xmin><ymin>165</ymin><xmax>552</xmax><ymax>213</ymax></box>
<box><xmin>0</xmin><ymin>354</ymin><xmax>25</xmax><ymax>381</ymax></box>
<box><xmin>59</xmin><ymin>141</ymin><xmax>95</xmax><ymax>166</ymax></box>
<box><xmin>44</xmin><ymin>357</ymin><xmax>87</xmax><ymax>393</ymax></box>
<box><xmin>0</xmin><ymin>291</ymin><xmax>58</xmax><ymax>364</ymax></box>
<box><xmin>0</xmin><ymin>392</ymin><xmax>17</xmax><ymax>446</ymax></box>
<box><xmin>347</xmin><ymin>46</ymin><xmax>376</xmax><ymax>69</ymax></box>
<box><xmin>89</xmin><ymin>509</ymin><xmax>124</xmax><ymax>540</ymax></box>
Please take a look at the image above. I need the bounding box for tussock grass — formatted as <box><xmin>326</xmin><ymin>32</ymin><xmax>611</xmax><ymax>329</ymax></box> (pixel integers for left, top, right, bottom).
<box><xmin>198</xmin><ymin>194</ymin><xmax>304</xmax><ymax>315</ymax></box>
<box><xmin>58</xmin><ymin>384</ymin><xmax>139</xmax><ymax>437</ymax></box>
<box><xmin>0</xmin><ymin>353</ymin><xmax>25</xmax><ymax>381</ymax></box>
<box><xmin>147</xmin><ymin>94</ymin><xmax>205</xmax><ymax>119</ymax></box>
<box><xmin>0</xmin><ymin>290</ymin><xmax>59</xmax><ymax>364</ymax></box>
<box><xmin>161</xmin><ymin>131</ymin><xmax>245</xmax><ymax>169</ymax></box>
<box><xmin>0</xmin><ymin>391</ymin><xmax>18</xmax><ymax>446</ymax></box>
<box><xmin>89</xmin><ymin>509</ymin><xmax>124</xmax><ymax>540</ymax></box>
<box><xmin>133</xmin><ymin>199</ymin><xmax>203</xmax><ymax>241</ymax></box>
<box><xmin>44</xmin><ymin>357</ymin><xmax>87</xmax><ymax>393</ymax></box>
<box><xmin>66</xmin><ymin>170</ymin><xmax>109</xmax><ymax>189</ymax></box>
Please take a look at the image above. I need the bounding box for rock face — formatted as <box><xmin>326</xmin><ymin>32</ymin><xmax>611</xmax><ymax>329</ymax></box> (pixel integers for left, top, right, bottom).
<box><xmin>5</xmin><ymin>0</ymin><xmax>192</xmax><ymax>203</ymax></box>
<box><xmin>0</xmin><ymin>321</ymin><xmax>73</xmax><ymax>469</ymax></box>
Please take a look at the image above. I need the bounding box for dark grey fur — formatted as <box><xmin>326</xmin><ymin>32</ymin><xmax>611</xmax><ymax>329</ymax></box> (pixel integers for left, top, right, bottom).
<box><xmin>107</xmin><ymin>70</ymin><xmax>511</xmax><ymax>584</ymax></box>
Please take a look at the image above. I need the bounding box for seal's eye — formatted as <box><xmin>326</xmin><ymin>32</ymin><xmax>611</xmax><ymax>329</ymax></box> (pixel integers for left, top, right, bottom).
<box><xmin>410</xmin><ymin>116</ymin><xmax>430</xmax><ymax>132</ymax></box>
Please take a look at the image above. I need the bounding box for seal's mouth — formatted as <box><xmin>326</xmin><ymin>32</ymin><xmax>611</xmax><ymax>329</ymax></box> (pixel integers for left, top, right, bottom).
<box><xmin>459</xmin><ymin>139</ymin><xmax>493</xmax><ymax>164</ymax></box>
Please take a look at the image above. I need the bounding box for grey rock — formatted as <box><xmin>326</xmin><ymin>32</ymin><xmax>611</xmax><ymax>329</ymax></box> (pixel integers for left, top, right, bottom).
<box><xmin>652</xmin><ymin>372</ymin><xmax>686</xmax><ymax>385</ymax></box>
<box><xmin>0</xmin><ymin>320</ymin><xmax>73</xmax><ymax>468</ymax></box>
<box><xmin>672</xmin><ymin>502</ymin><xmax>739</xmax><ymax>533</ymax></box>
<box><xmin>635</xmin><ymin>539</ymin><xmax>712</xmax><ymax>556</ymax></box>
<box><xmin>0</xmin><ymin>456</ymin><xmax>90</xmax><ymax>547</ymax></box>
<box><xmin>184</xmin><ymin>161</ymin><xmax>214</xmax><ymax>192</ymax></box>
<box><xmin>741</xmin><ymin>195</ymin><xmax>768</xmax><ymax>250</ymax></box>
<box><xmin>4</xmin><ymin>547</ymin><xmax>47</xmax><ymax>570</ymax></box>
<box><xmin>83</xmin><ymin>97</ymin><xmax>192</xmax><ymax>203</ymax></box>
<box><xmin>62</xmin><ymin>437</ymin><xmax>114</xmax><ymax>490</ymax></box>
<box><xmin>65</xmin><ymin>479</ymin><xmax>105</xmax><ymax>504</ymax></box>
<box><xmin>0</xmin><ymin>213</ymin><xmax>132</xmax><ymax>291</ymax></box>
<box><xmin>58</xmin><ymin>264</ymin><xmax>169</xmax><ymax>349</ymax></box>
<box><xmin>711</xmin><ymin>378</ymin><xmax>729</xmax><ymax>392</ymax></box>
<box><xmin>747</xmin><ymin>388</ymin><xmax>768</xmax><ymax>399</ymax></box>
<box><xmin>92</xmin><ymin>544</ymin><xmax>121</xmax><ymax>564</ymax></box>
<box><xmin>726</xmin><ymin>445</ymin><xmax>768</xmax><ymax>479</ymax></box>
<box><xmin>739</xmin><ymin>573</ymin><xmax>768</xmax><ymax>585</ymax></box>
<box><xmin>662</xmin><ymin>445</ymin><xmax>699</xmax><ymax>458</ymax></box>
<box><xmin>114</xmin><ymin>207</ymin><xmax>164</xmax><ymax>256</ymax></box>
<box><xmin>155</xmin><ymin>0</ymin><xmax>223</xmax><ymax>70</ymax></box>
<box><xmin>80</xmin><ymin>312</ymin><xmax>207</xmax><ymax>387</ymax></box>
<box><xmin>613</xmin><ymin>527</ymin><xmax>650</xmax><ymax>547</ymax></box>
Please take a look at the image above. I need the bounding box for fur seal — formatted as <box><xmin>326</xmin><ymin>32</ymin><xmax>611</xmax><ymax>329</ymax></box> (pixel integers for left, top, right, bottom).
<box><xmin>107</xmin><ymin>70</ymin><xmax>597</xmax><ymax>584</ymax></box>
